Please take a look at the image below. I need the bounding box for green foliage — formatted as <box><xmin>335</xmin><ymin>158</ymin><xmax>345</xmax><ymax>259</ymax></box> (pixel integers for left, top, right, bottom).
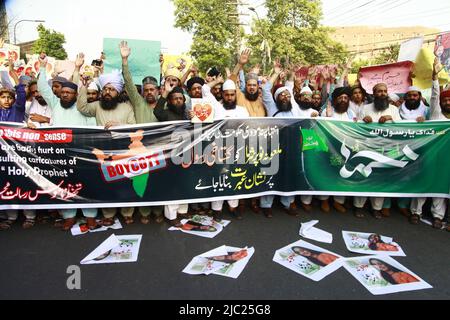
<box><xmin>351</xmin><ymin>44</ymin><xmax>401</xmax><ymax>73</ymax></box>
<box><xmin>31</xmin><ymin>24</ymin><xmax>67</xmax><ymax>60</ymax></box>
<box><xmin>172</xmin><ymin>0</ymin><xmax>242</xmax><ymax>73</ymax></box>
<box><xmin>172</xmin><ymin>0</ymin><xmax>348</xmax><ymax>74</ymax></box>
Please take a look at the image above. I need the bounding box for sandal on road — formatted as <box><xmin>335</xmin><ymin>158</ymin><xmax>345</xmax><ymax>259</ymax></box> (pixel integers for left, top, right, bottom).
<box><xmin>22</xmin><ymin>219</ymin><xmax>35</xmax><ymax>229</ymax></box>
<box><xmin>0</xmin><ymin>220</ymin><xmax>13</xmax><ymax>231</ymax></box>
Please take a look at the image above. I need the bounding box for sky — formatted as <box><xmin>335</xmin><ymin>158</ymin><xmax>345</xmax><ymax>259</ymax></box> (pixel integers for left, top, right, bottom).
<box><xmin>5</xmin><ymin>0</ymin><xmax>450</xmax><ymax>62</ymax></box>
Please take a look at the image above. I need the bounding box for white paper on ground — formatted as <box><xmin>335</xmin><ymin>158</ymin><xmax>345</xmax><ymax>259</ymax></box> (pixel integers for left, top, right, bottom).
<box><xmin>80</xmin><ymin>234</ymin><xmax>142</xmax><ymax>264</ymax></box>
<box><xmin>343</xmin><ymin>255</ymin><xmax>432</xmax><ymax>295</ymax></box>
<box><xmin>342</xmin><ymin>230</ymin><xmax>406</xmax><ymax>256</ymax></box>
<box><xmin>273</xmin><ymin>240</ymin><xmax>343</xmax><ymax>281</ymax></box>
<box><xmin>71</xmin><ymin>218</ymin><xmax>122</xmax><ymax>236</ymax></box>
<box><xmin>299</xmin><ymin>220</ymin><xmax>333</xmax><ymax>243</ymax></box>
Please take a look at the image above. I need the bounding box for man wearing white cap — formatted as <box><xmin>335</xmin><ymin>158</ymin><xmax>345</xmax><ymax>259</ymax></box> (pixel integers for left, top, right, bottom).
<box><xmin>201</xmin><ymin>77</ymin><xmax>249</xmax><ymax>219</ymax></box>
<box><xmin>399</xmin><ymin>86</ymin><xmax>428</xmax><ymax>122</ymax></box>
<box><xmin>77</xmin><ymin>70</ymin><xmax>137</xmax><ymax>226</ymax></box>
<box><xmin>87</xmin><ymin>82</ymin><xmax>100</xmax><ymax>103</ymax></box>
<box><xmin>292</xmin><ymin>86</ymin><xmax>320</xmax><ymax>118</ymax></box>
<box><xmin>359</xmin><ymin>83</ymin><xmax>402</xmax><ymax>219</ymax></box>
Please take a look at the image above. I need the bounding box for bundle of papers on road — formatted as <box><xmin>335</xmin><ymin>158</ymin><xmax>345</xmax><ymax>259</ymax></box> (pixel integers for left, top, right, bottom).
<box><xmin>183</xmin><ymin>245</ymin><xmax>254</xmax><ymax>279</ymax></box>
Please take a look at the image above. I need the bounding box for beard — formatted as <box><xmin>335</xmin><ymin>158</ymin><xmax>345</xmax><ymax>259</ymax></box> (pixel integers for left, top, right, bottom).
<box><xmin>440</xmin><ymin>102</ymin><xmax>450</xmax><ymax>114</ymax></box>
<box><xmin>60</xmin><ymin>98</ymin><xmax>76</xmax><ymax>109</ymax></box>
<box><xmin>404</xmin><ymin>99</ymin><xmax>420</xmax><ymax>110</ymax></box>
<box><xmin>334</xmin><ymin>101</ymin><xmax>350</xmax><ymax>113</ymax></box>
<box><xmin>145</xmin><ymin>95</ymin><xmax>156</xmax><ymax>104</ymax></box>
<box><xmin>374</xmin><ymin>96</ymin><xmax>390</xmax><ymax>111</ymax></box>
<box><xmin>222</xmin><ymin>100</ymin><xmax>237</xmax><ymax>110</ymax></box>
<box><xmin>100</xmin><ymin>95</ymin><xmax>120</xmax><ymax>110</ymax></box>
<box><xmin>167</xmin><ymin>102</ymin><xmax>186</xmax><ymax>115</ymax></box>
<box><xmin>276</xmin><ymin>100</ymin><xmax>292</xmax><ymax>112</ymax></box>
<box><xmin>36</xmin><ymin>96</ymin><xmax>47</xmax><ymax>106</ymax></box>
<box><xmin>245</xmin><ymin>91</ymin><xmax>259</xmax><ymax>101</ymax></box>
<box><xmin>296</xmin><ymin>100</ymin><xmax>313</xmax><ymax>110</ymax></box>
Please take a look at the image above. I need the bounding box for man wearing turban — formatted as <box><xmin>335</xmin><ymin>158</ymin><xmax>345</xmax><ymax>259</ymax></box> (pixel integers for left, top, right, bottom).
<box><xmin>77</xmin><ymin>68</ymin><xmax>136</xmax><ymax>227</ymax></box>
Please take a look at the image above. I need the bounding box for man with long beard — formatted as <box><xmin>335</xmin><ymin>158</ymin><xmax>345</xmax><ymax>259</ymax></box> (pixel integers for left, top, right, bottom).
<box><xmin>318</xmin><ymin>87</ymin><xmax>363</xmax><ymax>215</ymax></box>
<box><xmin>77</xmin><ymin>70</ymin><xmax>136</xmax><ymax>227</ymax></box>
<box><xmin>410</xmin><ymin>59</ymin><xmax>449</xmax><ymax>230</ymax></box>
<box><xmin>361</xmin><ymin>83</ymin><xmax>401</xmax><ymax>124</ymax></box>
<box><xmin>35</xmin><ymin>53</ymin><xmax>98</xmax><ymax>231</ymax></box>
<box><xmin>231</xmin><ymin>49</ymin><xmax>266</xmax><ymax>117</ymax></box>
<box><xmin>119</xmin><ymin>41</ymin><xmax>163</xmax><ymax>224</ymax></box>
<box><xmin>259</xmin><ymin>61</ymin><xmax>299</xmax><ymax>218</ymax></box>
<box><xmin>154</xmin><ymin>83</ymin><xmax>191</xmax><ymax>226</ymax></box>
<box><xmin>201</xmin><ymin>78</ymin><xmax>249</xmax><ymax>220</ymax></box>
<box><xmin>230</xmin><ymin>49</ymin><xmax>266</xmax><ymax>215</ymax></box>
<box><xmin>359</xmin><ymin>83</ymin><xmax>401</xmax><ymax>219</ymax></box>
<box><xmin>293</xmin><ymin>86</ymin><xmax>319</xmax><ymax>117</ymax></box>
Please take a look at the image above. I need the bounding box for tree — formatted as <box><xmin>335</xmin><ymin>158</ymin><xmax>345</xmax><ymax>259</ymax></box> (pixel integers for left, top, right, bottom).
<box><xmin>32</xmin><ymin>24</ymin><xmax>67</xmax><ymax>60</ymax></box>
<box><xmin>172</xmin><ymin>0</ymin><xmax>243</xmax><ymax>73</ymax></box>
<box><xmin>246</xmin><ymin>0</ymin><xmax>348</xmax><ymax>68</ymax></box>
<box><xmin>350</xmin><ymin>44</ymin><xmax>401</xmax><ymax>73</ymax></box>
<box><xmin>372</xmin><ymin>44</ymin><xmax>400</xmax><ymax>65</ymax></box>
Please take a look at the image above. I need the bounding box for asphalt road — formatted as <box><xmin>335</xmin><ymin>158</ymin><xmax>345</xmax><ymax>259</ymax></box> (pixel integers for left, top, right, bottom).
<box><xmin>0</xmin><ymin>200</ymin><xmax>449</xmax><ymax>300</ymax></box>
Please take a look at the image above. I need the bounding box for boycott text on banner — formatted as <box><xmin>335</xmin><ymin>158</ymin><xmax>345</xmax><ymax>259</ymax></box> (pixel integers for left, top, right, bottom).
<box><xmin>359</xmin><ymin>61</ymin><xmax>414</xmax><ymax>94</ymax></box>
<box><xmin>0</xmin><ymin>119</ymin><xmax>448</xmax><ymax>209</ymax></box>
<box><xmin>103</xmin><ymin>38</ymin><xmax>161</xmax><ymax>85</ymax></box>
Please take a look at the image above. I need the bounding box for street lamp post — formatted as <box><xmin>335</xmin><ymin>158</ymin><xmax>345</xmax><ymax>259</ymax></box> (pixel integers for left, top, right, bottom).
<box><xmin>248</xmin><ymin>7</ymin><xmax>270</xmax><ymax>75</ymax></box>
<box><xmin>14</xmin><ymin>19</ymin><xmax>46</xmax><ymax>45</ymax></box>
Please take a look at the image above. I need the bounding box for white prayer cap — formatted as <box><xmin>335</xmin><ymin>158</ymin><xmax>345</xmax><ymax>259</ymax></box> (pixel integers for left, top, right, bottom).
<box><xmin>98</xmin><ymin>70</ymin><xmax>124</xmax><ymax>93</ymax></box>
<box><xmin>222</xmin><ymin>79</ymin><xmax>236</xmax><ymax>91</ymax></box>
<box><xmin>406</xmin><ymin>86</ymin><xmax>421</xmax><ymax>94</ymax></box>
<box><xmin>87</xmin><ymin>82</ymin><xmax>99</xmax><ymax>92</ymax></box>
<box><xmin>388</xmin><ymin>93</ymin><xmax>400</xmax><ymax>102</ymax></box>
<box><xmin>274</xmin><ymin>86</ymin><xmax>290</xmax><ymax>101</ymax></box>
<box><xmin>300</xmin><ymin>86</ymin><xmax>313</xmax><ymax>95</ymax></box>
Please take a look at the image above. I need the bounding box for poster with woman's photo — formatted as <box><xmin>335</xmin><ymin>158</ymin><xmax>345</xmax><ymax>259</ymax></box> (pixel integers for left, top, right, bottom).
<box><xmin>342</xmin><ymin>231</ymin><xmax>406</xmax><ymax>256</ymax></box>
<box><xmin>272</xmin><ymin>240</ymin><xmax>343</xmax><ymax>281</ymax></box>
<box><xmin>183</xmin><ymin>245</ymin><xmax>254</xmax><ymax>279</ymax></box>
<box><xmin>343</xmin><ymin>256</ymin><xmax>432</xmax><ymax>295</ymax></box>
<box><xmin>169</xmin><ymin>215</ymin><xmax>230</xmax><ymax>238</ymax></box>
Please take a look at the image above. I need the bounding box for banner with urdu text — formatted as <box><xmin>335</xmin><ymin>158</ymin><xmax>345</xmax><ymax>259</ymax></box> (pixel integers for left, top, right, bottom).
<box><xmin>0</xmin><ymin>119</ymin><xmax>448</xmax><ymax>209</ymax></box>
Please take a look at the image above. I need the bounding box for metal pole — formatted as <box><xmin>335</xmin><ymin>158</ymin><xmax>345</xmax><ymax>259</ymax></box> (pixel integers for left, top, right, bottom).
<box><xmin>13</xmin><ymin>19</ymin><xmax>45</xmax><ymax>44</ymax></box>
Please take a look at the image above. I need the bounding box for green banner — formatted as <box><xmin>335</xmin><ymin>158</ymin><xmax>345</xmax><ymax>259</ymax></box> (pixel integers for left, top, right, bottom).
<box><xmin>103</xmin><ymin>37</ymin><xmax>161</xmax><ymax>85</ymax></box>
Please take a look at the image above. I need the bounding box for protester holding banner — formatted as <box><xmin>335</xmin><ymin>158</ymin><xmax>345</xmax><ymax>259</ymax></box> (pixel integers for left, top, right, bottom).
<box><xmin>410</xmin><ymin>58</ymin><xmax>449</xmax><ymax>230</ymax></box>
<box><xmin>202</xmin><ymin>77</ymin><xmax>249</xmax><ymax>219</ymax></box>
<box><xmin>36</xmin><ymin>53</ymin><xmax>99</xmax><ymax>231</ymax></box>
<box><xmin>119</xmin><ymin>41</ymin><xmax>164</xmax><ymax>224</ymax></box>
<box><xmin>260</xmin><ymin>60</ymin><xmax>298</xmax><ymax>218</ymax></box>
<box><xmin>0</xmin><ymin>74</ymin><xmax>27</xmax><ymax>230</ymax></box>
<box><xmin>77</xmin><ymin>69</ymin><xmax>136</xmax><ymax>226</ymax></box>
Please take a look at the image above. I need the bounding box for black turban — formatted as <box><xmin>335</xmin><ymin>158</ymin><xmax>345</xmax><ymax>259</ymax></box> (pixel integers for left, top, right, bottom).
<box><xmin>186</xmin><ymin>77</ymin><xmax>205</xmax><ymax>91</ymax></box>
